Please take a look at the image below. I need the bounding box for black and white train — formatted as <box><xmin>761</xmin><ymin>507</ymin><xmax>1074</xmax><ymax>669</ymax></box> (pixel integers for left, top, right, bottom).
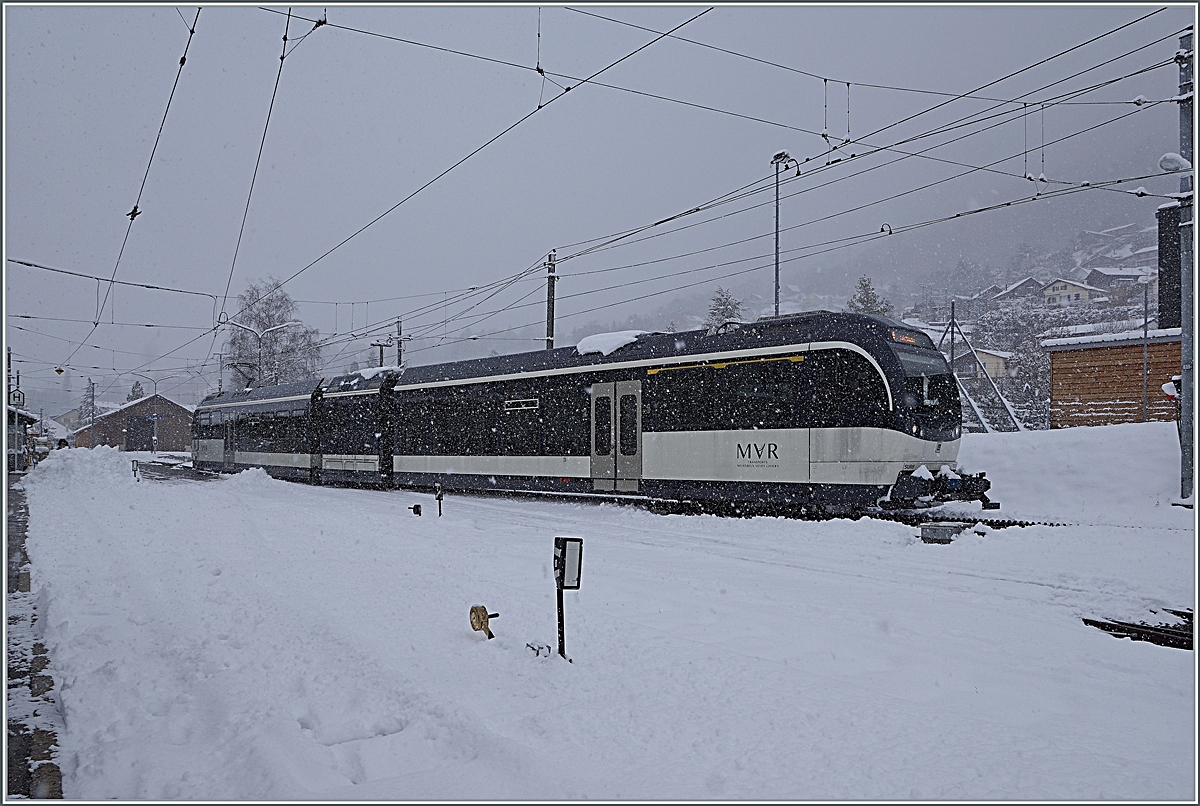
<box><xmin>192</xmin><ymin>311</ymin><xmax>996</xmax><ymax>514</ymax></box>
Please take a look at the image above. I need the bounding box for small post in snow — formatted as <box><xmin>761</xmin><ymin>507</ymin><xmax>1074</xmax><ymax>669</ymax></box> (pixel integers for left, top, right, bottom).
<box><xmin>553</xmin><ymin>536</ymin><xmax>583</xmax><ymax>661</ymax></box>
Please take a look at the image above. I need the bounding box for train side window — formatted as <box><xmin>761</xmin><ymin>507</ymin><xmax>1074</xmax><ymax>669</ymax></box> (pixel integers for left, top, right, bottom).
<box><xmin>619</xmin><ymin>394</ymin><xmax>638</xmax><ymax>456</ymax></box>
<box><xmin>797</xmin><ymin>349</ymin><xmax>889</xmax><ymax>428</ymax></box>
<box><xmin>594</xmin><ymin>397</ymin><xmax>612</xmax><ymax>456</ymax></box>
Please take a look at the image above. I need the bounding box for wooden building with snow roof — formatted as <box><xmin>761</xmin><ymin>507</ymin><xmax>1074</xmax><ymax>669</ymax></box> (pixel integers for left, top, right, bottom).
<box><xmin>1040</xmin><ymin>327</ymin><xmax>1182</xmax><ymax>428</ymax></box>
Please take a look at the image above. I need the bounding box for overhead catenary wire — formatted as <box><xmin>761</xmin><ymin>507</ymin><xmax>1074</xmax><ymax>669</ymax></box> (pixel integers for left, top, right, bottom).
<box><xmin>68</xmin><ymin>9</ymin><xmax>1178</xmax><ymax>393</ymax></box>
<box><xmin>553</xmin><ymin>56</ymin><xmax>1178</xmax><ymax>266</ymax></box>
<box><xmin>203</xmin><ymin>6</ymin><xmax>712</xmax><ymax>356</ymax></box>
<box><xmin>217</xmin><ymin>8</ymin><xmax>293</xmax><ymax>323</ymax></box>
<box><xmin>141</xmin><ymin>6</ymin><xmax>714</xmax><ymax>387</ymax></box>
<box><xmin>565</xmin><ymin>6</ymin><xmax>1173</xmax><ymax>107</ymax></box>
<box><xmin>251</xmin><ymin>5</ymin><xmax>1180</xmax><ymax>275</ymax></box>
<box><xmin>59</xmin><ymin>7</ymin><xmax>201</xmax><ymax>369</ymax></box>
<box><xmin>402</xmin><ymin>172</ymin><xmax>1168</xmax><ymax>357</ymax></box>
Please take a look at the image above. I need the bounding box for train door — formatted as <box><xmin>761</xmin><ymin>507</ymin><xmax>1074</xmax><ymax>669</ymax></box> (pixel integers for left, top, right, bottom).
<box><xmin>590</xmin><ymin>383</ymin><xmax>615</xmax><ymax>490</ymax></box>
<box><xmin>591</xmin><ymin>380</ymin><xmax>643</xmax><ymax>492</ymax></box>
<box><xmin>222</xmin><ymin>414</ymin><xmax>236</xmax><ymax>473</ymax></box>
<box><xmin>615</xmin><ymin>380</ymin><xmax>642</xmax><ymax>491</ymax></box>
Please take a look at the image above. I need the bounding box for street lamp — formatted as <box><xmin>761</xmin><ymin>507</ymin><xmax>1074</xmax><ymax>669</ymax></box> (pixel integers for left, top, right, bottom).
<box><xmin>226</xmin><ymin>320</ymin><xmax>302</xmax><ymax>386</ymax></box>
<box><xmin>771</xmin><ymin>151</ymin><xmax>799</xmax><ymax>317</ymax></box>
<box><xmin>130</xmin><ymin>372</ymin><xmax>180</xmax><ymax>454</ymax></box>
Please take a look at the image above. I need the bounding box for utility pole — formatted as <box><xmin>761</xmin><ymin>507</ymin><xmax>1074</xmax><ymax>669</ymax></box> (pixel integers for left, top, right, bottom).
<box><xmin>1178</xmin><ymin>27</ymin><xmax>1194</xmax><ymax>500</ymax></box>
<box><xmin>545</xmin><ymin>250</ymin><xmax>557</xmax><ymax>351</ymax></box>
<box><xmin>370</xmin><ymin>338</ymin><xmax>390</xmax><ymax>368</ymax></box>
<box><xmin>396</xmin><ymin>320</ymin><xmax>403</xmax><ymax>367</ymax></box>
<box><xmin>216</xmin><ymin>353</ymin><xmax>223</xmax><ymax>393</ymax></box>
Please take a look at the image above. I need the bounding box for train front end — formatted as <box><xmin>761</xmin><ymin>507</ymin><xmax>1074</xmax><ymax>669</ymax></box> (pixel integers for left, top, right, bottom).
<box><xmin>879</xmin><ymin>324</ymin><xmax>997</xmax><ymax>510</ymax></box>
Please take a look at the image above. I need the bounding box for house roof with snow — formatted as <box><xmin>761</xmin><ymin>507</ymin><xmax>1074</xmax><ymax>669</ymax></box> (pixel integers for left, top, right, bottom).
<box><xmin>1085</xmin><ymin>266</ymin><xmax>1153</xmax><ymax>278</ymax></box>
<box><xmin>70</xmin><ymin>393</ymin><xmax>193</xmax><ymax>435</ymax></box>
<box><xmin>7</xmin><ymin>405</ymin><xmax>38</xmax><ymax>424</ymax></box>
<box><xmin>1040</xmin><ymin>278</ymin><xmax>1106</xmax><ymax>294</ymax></box>
<box><xmin>1040</xmin><ymin>327</ymin><xmax>1181</xmax><ymax>351</ymax></box>
<box><xmin>991</xmin><ymin>277</ymin><xmax>1042</xmax><ymax>299</ymax></box>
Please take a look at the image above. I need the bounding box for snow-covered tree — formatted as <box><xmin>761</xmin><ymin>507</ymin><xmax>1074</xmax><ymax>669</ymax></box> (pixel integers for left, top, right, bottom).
<box><xmin>223</xmin><ymin>278</ymin><xmax>322</xmax><ymax>387</ymax></box>
<box><xmin>127</xmin><ymin>381</ymin><xmax>145</xmax><ymax>402</ymax></box>
<box><xmin>705</xmin><ymin>287</ymin><xmax>744</xmax><ymax>332</ymax></box>
<box><xmin>844</xmin><ymin>276</ymin><xmax>894</xmax><ymax>316</ymax></box>
<box><xmin>79</xmin><ymin>378</ymin><xmax>96</xmax><ymax>426</ymax></box>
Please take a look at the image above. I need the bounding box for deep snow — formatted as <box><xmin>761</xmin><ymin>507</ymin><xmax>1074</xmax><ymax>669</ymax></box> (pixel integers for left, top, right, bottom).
<box><xmin>18</xmin><ymin>423</ymin><xmax>1196</xmax><ymax>799</ymax></box>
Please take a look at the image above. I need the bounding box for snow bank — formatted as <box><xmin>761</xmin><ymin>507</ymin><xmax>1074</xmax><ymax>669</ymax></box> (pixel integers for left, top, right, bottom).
<box><xmin>17</xmin><ymin>427</ymin><xmax>1195</xmax><ymax>800</ymax></box>
<box><xmin>27</xmin><ymin>445</ymin><xmax>138</xmax><ymax>493</ymax></box>
<box><xmin>951</xmin><ymin>421</ymin><xmax>1192</xmax><ymax>528</ymax></box>
<box><xmin>576</xmin><ymin>330</ymin><xmax>646</xmax><ymax>356</ymax></box>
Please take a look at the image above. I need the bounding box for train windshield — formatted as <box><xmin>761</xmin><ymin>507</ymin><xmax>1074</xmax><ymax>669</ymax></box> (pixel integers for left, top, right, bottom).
<box><xmin>893</xmin><ymin>346</ymin><xmax>960</xmax><ymax>439</ymax></box>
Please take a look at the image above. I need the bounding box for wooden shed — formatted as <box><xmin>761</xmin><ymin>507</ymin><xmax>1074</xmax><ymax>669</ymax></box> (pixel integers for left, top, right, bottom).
<box><xmin>1041</xmin><ymin>328</ymin><xmax>1182</xmax><ymax>428</ymax></box>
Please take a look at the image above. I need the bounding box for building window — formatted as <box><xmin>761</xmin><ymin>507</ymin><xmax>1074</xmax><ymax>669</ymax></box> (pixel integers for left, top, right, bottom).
<box><xmin>1074</xmin><ymin>293</ymin><xmax>1080</xmax><ymax>300</ymax></box>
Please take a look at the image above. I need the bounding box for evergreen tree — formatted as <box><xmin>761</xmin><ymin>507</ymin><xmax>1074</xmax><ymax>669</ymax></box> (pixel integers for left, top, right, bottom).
<box><xmin>223</xmin><ymin>278</ymin><xmax>322</xmax><ymax>387</ymax></box>
<box><xmin>127</xmin><ymin>381</ymin><xmax>145</xmax><ymax>402</ymax></box>
<box><xmin>845</xmin><ymin>276</ymin><xmax>894</xmax><ymax>316</ymax></box>
<box><xmin>705</xmin><ymin>287</ymin><xmax>744</xmax><ymax>332</ymax></box>
<box><xmin>79</xmin><ymin>378</ymin><xmax>96</xmax><ymax>427</ymax></box>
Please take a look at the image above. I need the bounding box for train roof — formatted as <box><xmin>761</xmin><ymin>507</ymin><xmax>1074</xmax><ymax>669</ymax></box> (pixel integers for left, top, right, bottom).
<box><xmin>395</xmin><ymin>311</ymin><xmax>928</xmax><ymax>386</ymax></box>
<box><xmin>196</xmin><ymin>312</ymin><xmax>932</xmax><ymax>407</ymax></box>
<box><xmin>197</xmin><ymin>377</ymin><xmax>323</xmax><ymax>409</ymax></box>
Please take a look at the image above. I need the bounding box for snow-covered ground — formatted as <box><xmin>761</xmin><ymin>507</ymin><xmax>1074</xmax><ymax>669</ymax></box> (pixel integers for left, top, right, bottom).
<box><xmin>19</xmin><ymin>423</ymin><xmax>1196</xmax><ymax>799</ymax></box>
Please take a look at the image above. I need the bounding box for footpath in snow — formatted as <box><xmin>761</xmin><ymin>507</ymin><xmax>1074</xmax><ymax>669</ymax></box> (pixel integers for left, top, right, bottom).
<box><xmin>19</xmin><ymin>422</ymin><xmax>1196</xmax><ymax>799</ymax></box>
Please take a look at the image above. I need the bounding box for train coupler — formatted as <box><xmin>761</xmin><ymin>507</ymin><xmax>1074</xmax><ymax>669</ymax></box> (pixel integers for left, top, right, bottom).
<box><xmin>890</xmin><ymin>466</ymin><xmax>997</xmax><ymax>509</ymax></box>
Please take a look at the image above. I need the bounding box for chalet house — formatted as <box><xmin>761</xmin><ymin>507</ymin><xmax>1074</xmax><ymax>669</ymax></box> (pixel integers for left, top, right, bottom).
<box><xmin>991</xmin><ymin>277</ymin><xmax>1043</xmax><ymax>304</ymax></box>
<box><xmin>1041</xmin><ymin>327</ymin><xmax>1182</xmax><ymax>428</ymax></box>
<box><xmin>1041</xmin><ymin>279</ymin><xmax>1105</xmax><ymax>307</ymax></box>
<box><xmin>950</xmin><ymin>348</ymin><xmax>1013</xmax><ymax>380</ymax></box>
<box><xmin>1083</xmin><ymin>266</ymin><xmax>1154</xmax><ymax>289</ymax></box>
<box><xmin>72</xmin><ymin>394</ymin><xmax>194</xmax><ymax>452</ymax></box>
<box><xmin>53</xmin><ymin>408</ymin><xmax>81</xmax><ymax>431</ymax></box>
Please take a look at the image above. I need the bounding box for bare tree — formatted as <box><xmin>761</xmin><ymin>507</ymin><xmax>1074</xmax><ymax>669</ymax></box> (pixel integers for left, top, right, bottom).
<box><xmin>223</xmin><ymin>278</ymin><xmax>322</xmax><ymax>387</ymax></box>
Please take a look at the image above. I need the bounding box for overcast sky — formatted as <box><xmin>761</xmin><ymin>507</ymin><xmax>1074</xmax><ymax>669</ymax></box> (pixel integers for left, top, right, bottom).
<box><xmin>4</xmin><ymin>3</ymin><xmax>1194</xmax><ymax>412</ymax></box>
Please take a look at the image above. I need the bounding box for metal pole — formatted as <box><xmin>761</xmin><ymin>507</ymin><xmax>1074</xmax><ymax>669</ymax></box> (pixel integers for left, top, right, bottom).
<box><xmin>545</xmin><ymin>250</ymin><xmax>557</xmax><ymax>350</ymax></box>
<box><xmin>1143</xmin><ymin>281</ymin><xmax>1149</xmax><ymax>422</ymax></box>
<box><xmin>950</xmin><ymin>301</ymin><xmax>956</xmax><ymax>371</ymax></box>
<box><xmin>396</xmin><ymin>320</ymin><xmax>403</xmax><ymax>367</ymax></box>
<box><xmin>152</xmin><ymin>380</ymin><xmax>158</xmax><ymax>454</ymax></box>
<box><xmin>1178</xmin><ymin>28</ymin><xmax>1194</xmax><ymax>499</ymax></box>
<box><xmin>556</xmin><ymin>580</ymin><xmax>566</xmax><ymax>658</ymax></box>
<box><xmin>774</xmin><ymin>162</ymin><xmax>781</xmax><ymax>318</ymax></box>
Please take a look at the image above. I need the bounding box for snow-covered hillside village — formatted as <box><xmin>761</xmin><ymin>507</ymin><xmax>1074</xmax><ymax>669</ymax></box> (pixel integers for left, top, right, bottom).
<box><xmin>5</xmin><ymin>6</ymin><xmax>1196</xmax><ymax>802</ymax></box>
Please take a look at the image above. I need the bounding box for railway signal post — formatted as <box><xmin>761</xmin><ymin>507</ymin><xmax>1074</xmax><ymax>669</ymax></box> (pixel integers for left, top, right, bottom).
<box><xmin>553</xmin><ymin>536</ymin><xmax>583</xmax><ymax>660</ymax></box>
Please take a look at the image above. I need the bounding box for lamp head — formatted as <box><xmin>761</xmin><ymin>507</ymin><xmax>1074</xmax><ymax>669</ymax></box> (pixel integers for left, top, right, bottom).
<box><xmin>1159</xmin><ymin>152</ymin><xmax>1192</xmax><ymax>172</ymax></box>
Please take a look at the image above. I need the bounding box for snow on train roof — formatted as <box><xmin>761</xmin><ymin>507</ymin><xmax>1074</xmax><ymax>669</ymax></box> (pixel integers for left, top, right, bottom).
<box><xmin>395</xmin><ymin>311</ymin><xmax>916</xmax><ymax>387</ymax></box>
<box><xmin>576</xmin><ymin>330</ymin><xmax>648</xmax><ymax>356</ymax></box>
<box><xmin>194</xmin><ymin>312</ymin><xmax>925</xmax><ymax>405</ymax></box>
<box><xmin>197</xmin><ymin>378</ymin><xmax>322</xmax><ymax>408</ymax></box>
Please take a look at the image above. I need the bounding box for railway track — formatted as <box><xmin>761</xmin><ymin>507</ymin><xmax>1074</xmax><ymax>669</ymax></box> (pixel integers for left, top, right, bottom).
<box><xmin>1083</xmin><ymin>609</ymin><xmax>1193</xmax><ymax>650</ymax></box>
<box><xmin>137</xmin><ymin>463</ymin><xmax>1158</xmax><ymax>533</ymax></box>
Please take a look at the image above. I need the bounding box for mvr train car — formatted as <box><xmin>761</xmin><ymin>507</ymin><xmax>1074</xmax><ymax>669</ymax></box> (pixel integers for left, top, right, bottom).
<box><xmin>192</xmin><ymin>311</ymin><xmax>995</xmax><ymax>515</ymax></box>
